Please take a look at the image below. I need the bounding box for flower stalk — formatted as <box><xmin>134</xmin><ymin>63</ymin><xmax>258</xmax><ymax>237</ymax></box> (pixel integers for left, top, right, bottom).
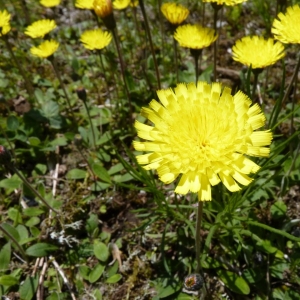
<box><xmin>138</xmin><ymin>0</ymin><xmax>161</xmax><ymax>89</ymax></box>
<box><xmin>195</xmin><ymin>201</ymin><xmax>203</xmax><ymax>273</ymax></box>
<box><xmin>2</xmin><ymin>35</ymin><xmax>34</xmax><ymax>98</ymax></box>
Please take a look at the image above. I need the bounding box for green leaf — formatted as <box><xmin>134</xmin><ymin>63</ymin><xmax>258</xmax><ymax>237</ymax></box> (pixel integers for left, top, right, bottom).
<box><xmin>26</xmin><ymin>243</ymin><xmax>58</xmax><ymax>257</ymax></box>
<box><xmin>27</xmin><ymin>137</ymin><xmax>41</xmax><ymax>146</ymax></box>
<box><xmin>93</xmin><ymin>241</ymin><xmax>109</xmax><ymax>262</ymax></box>
<box><xmin>7</xmin><ymin>115</ymin><xmax>19</xmax><ymax>131</ymax></box>
<box><xmin>113</xmin><ymin>173</ymin><xmax>134</xmax><ymax>183</ymax></box>
<box><xmin>0</xmin><ymin>243</ymin><xmax>11</xmax><ymax>272</ymax></box>
<box><xmin>1</xmin><ymin>223</ymin><xmax>20</xmax><ymax>242</ymax></box>
<box><xmin>66</xmin><ymin>168</ymin><xmax>87</xmax><ymax>180</ymax></box>
<box><xmin>0</xmin><ymin>275</ymin><xmax>18</xmax><ymax>286</ymax></box>
<box><xmin>217</xmin><ymin>270</ymin><xmax>250</xmax><ymax>295</ymax></box>
<box><xmin>256</xmin><ymin>240</ymin><xmax>278</xmax><ymax>254</ymax></box>
<box><xmin>79</xmin><ymin>266</ymin><xmax>90</xmax><ymax>281</ymax></box>
<box><xmin>105</xmin><ymin>274</ymin><xmax>122</xmax><ymax>284</ymax></box>
<box><xmin>92</xmin><ymin>163</ymin><xmax>111</xmax><ymax>183</ymax></box>
<box><xmin>85</xmin><ymin>214</ymin><xmax>99</xmax><ymax>235</ymax></box>
<box><xmin>88</xmin><ymin>263</ymin><xmax>105</xmax><ymax>283</ymax></box>
<box><xmin>270</xmin><ymin>201</ymin><xmax>287</xmax><ymax>220</ymax></box>
<box><xmin>0</xmin><ymin>175</ymin><xmax>22</xmax><ymax>190</ymax></box>
<box><xmin>108</xmin><ymin>163</ymin><xmax>124</xmax><ymax>175</ymax></box>
<box><xmin>19</xmin><ymin>275</ymin><xmax>39</xmax><ymax>300</ymax></box>
<box><xmin>23</xmin><ymin>207</ymin><xmax>45</xmax><ymax>217</ymax></box>
<box><xmin>25</xmin><ymin>217</ymin><xmax>40</xmax><ymax>228</ymax></box>
<box><xmin>156</xmin><ymin>283</ymin><xmax>180</xmax><ymax>298</ymax></box>
<box><xmin>90</xmin><ymin>181</ymin><xmax>111</xmax><ymax>192</ymax></box>
<box><xmin>8</xmin><ymin>207</ymin><xmax>22</xmax><ymax>224</ymax></box>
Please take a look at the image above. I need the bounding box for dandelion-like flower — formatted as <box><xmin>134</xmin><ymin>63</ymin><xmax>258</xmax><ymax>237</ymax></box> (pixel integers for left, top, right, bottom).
<box><xmin>30</xmin><ymin>40</ymin><xmax>59</xmax><ymax>58</ymax></box>
<box><xmin>40</xmin><ymin>0</ymin><xmax>61</xmax><ymax>7</ymax></box>
<box><xmin>80</xmin><ymin>28</ymin><xmax>112</xmax><ymax>50</ymax></box>
<box><xmin>25</xmin><ymin>19</ymin><xmax>57</xmax><ymax>38</ymax></box>
<box><xmin>174</xmin><ymin>24</ymin><xmax>217</xmax><ymax>49</ymax></box>
<box><xmin>0</xmin><ymin>10</ymin><xmax>11</xmax><ymax>36</ymax></box>
<box><xmin>272</xmin><ymin>4</ymin><xmax>300</xmax><ymax>44</ymax></box>
<box><xmin>232</xmin><ymin>36</ymin><xmax>285</xmax><ymax>69</ymax></box>
<box><xmin>75</xmin><ymin>0</ymin><xmax>94</xmax><ymax>9</ymax></box>
<box><xmin>113</xmin><ymin>0</ymin><xmax>130</xmax><ymax>10</ymax></box>
<box><xmin>161</xmin><ymin>2</ymin><xmax>189</xmax><ymax>25</ymax></box>
<box><xmin>133</xmin><ymin>82</ymin><xmax>272</xmax><ymax>201</ymax></box>
<box><xmin>93</xmin><ymin>0</ymin><xmax>113</xmax><ymax>18</ymax></box>
<box><xmin>202</xmin><ymin>0</ymin><xmax>247</xmax><ymax>5</ymax></box>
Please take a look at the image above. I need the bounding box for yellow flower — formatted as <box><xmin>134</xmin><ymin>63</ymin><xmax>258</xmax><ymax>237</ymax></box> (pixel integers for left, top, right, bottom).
<box><xmin>0</xmin><ymin>10</ymin><xmax>11</xmax><ymax>36</ymax></box>
<box><xmin>30</xmin><ymin>40</ymin><xmax>59</xmax><ymax>58</ymax></box>
<box><xmin>174</xmin><ymin>24</ymin><xmax>217</xmax><ymax>49</ymax></box>
<box><xmin>113</xmin><ymin>0</ymin><xmax>130</xmax><ymax>10</ymax></box>
<box><xmin>40</xmin><ymin>0</ymin><xmax>61</xmax><ymax>7</ymax></box>
<box><xmin>93</xmin><ymin>0</ymin><xmax>113</xmax><ymax>18</ymax></box>
<box><xmin>25</xmin><ymin>19</ymin><xmax>57</xmax><ymax>38</ymax></box>
<box><xmin>272</xmin><ymin>4</ymin><xmax>300</xmax><ymax>44</ymax></box>
<box><xmin>80</xmin><ymin>28</ymin><xmax>112</xmax><ymax>50</ymax></box>
<box><xmin>232</xmin><ymin>36</ymin><xmax>285</xmax><ymax>69</ymax></box>
<box><xmin>75</xmin><ymin>0</ymin><xmax>94</xmax><ymax>9</ymax></box>
<box><xmin>161</xmin><ymin>2</ymin><xmax>189</xmax><ymax>25</ymax></box>
<box><xmin>202</xmin><ymin>0</ymin><xmax>247</xmax><ymax>5</ymax></box>
<box><xmin>133</xmin><ymin>82</ymin><xmax>272</xmax><ymax>201</ymax></box>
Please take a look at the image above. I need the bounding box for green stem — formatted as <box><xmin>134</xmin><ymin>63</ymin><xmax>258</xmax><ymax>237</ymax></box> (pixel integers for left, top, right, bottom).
<box><xmin>9</xmin><ymin>165</ymin><xmax>58</xmax><ymax>214</ymax></box>
<box><xmin>190</xmin><ymin>49</ymin><xmax>201</xmax><ymax>85</ymax></box>
<box><xmin>247</xmin><ymin>220</ymin><xmax>300</xmax><ymax>242</ymax></box>
<box><xmin>139</xmin><ymin>0</ymin><xmax>161</xmax><ymax>89</ymax></box>
<box><xmin>195</xmin><ymin>200</ymin><xmax>203</xmax><ymax>273</ymax></box>
<box><xmin>280</xmin><ymin>52</ymin><xmax>300</xmax><ymax>108</ymax></box>
<box><xmin>50</xmin><ymin>58</ymin><xmax>76</xmax><ymax>121</ymax></box>
<box><xmin>0</xmin><ymin>224</ymin><xmax>28</xmax><ymax>260</ymax></box>
<box><xmin>3</xmin><ymin>36</ymin><xmax>34</xmax><ymax>98</ymax></box>
<box><xmin>212</xmin><ymin>3</ymin><xmax>221</xmax><ymax>82</ymax></box>
<box><xmin>252</xmin><ymin>71</ymin><xmax>259</xmax><ymax>101</ymax></box>
<box><xmin>82</xmin><ymin>100</ymin><xmax>97</xmax><ymax>150</ymax></box>
<box><xmin>112</xmin><ymin>28</ymin><xmax>133</xmax><ymax>121</ymax></box>
<box><xmin>173</xmin><ymin>37</ymin><xmax>179</xmax><ymax>83</ymax></box>
<box><xmin>97</xmin><ymin>51</ymin><xmax>111</xmax><ymax>97</ymax></box>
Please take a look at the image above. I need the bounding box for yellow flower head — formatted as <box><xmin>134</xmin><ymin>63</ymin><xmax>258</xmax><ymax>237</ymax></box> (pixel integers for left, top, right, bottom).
<box><xmin>0</xmin><ymin>10</ymin><xmax>11</xmax><ymax>36</ymax></box>
<box><xmin>75</xmin><ymin>0</ymin><xmax>94</xmax><ymax>9</ymax></box>
<box><xmin>272</xmin><ymin>4</ymin><xmax>300</xmax><ymax>44</ymax></box>
<box><xmin>30</xmin><ymin>40</ymin><xmax>59</xmax><ymax>58</ymax></box>
<box><xmin>80</xmin><ymin>28</ymin><xmax>112</xmax><ymax>50</ymax></box>
<box><xmin>93</xmin><ymin>0</ymin><xmax>113</xmax><ymax>18</ymax></box>
<box><xmin>113</xmin><ymin>0</ymin><xmax>130</xmax><ymax>10</ymax></box>
<box><xmin>25</xmin><ymin>19</ymin><xmax>57</xmax><ymax>38</ymax></box>
<box><xmin>174</xmin><ymin>24</ymin><xmax>217</xmax><ymax>49</ymax></box>
<box><xmin>232</xmin><ymin>36</ymin><xmax>285</xmax><ymax>69</ymax></box>
<box><xmin>40</xmin><ymin>0</ymin><xmax>61</xmax><ymax>7</ymax></box>
<box><xmin>202</xmin><ymin>0</ymin><xmax>247</xmax><ymax>5</ymax></box>
<box><xmin>161</xmin><ymin>2</ymin><xmax>189</xmax><ymax>25</ymax></box>
<box><xmin>133</xmin><ymin>82</ymin><xmax>272</xmax><ymax>201</ymax></box>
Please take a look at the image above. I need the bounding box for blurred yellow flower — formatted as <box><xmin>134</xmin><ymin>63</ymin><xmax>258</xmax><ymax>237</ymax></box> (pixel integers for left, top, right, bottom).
<box><xmin>174</xmin><ymin>24</ymin><xmax>217</xmax><ymax>49</ymax></box>
<box><xmin>203</xmin><ymin>0</ymin><xmax>247</xmax><ymax>5</ymax></box>
<box><xmin>0</xmin><ymin>10</ymin><xmax>11</xmax><ymax>36</ymax></box>
<box><xmin>40</xmin><ymin>0</ymin><xmax>61</xmax><ymax>7</ymax></box>
<box><xmin>133</xmin><ymin>82</ymin><xmax>272</xmax><ymax>200</ymax></box>
<box><xmin>25</xmin><ymin>19</ymin><xmax>57</xmax><ymax>38</ymax></box>
<box><xmin>30</xmin><ymin>40</ymin><xmax>59</xmax><ymax>58</ymax></box>
<box><xmin>161</xmin><ymin>2</ymin><xmax>189</xmax><ymax>25</ymax></box>
<box><xmin>80</xmin><ymin>28</ymin><xmax>112</xmax><ymax>50</ymax></box>
<box><xmin>93</xmin><ymin>0</ymin><xmax>113</xmax><ymax>18</ymax></box>
<box><xmin>232</xmin><ymin>36</ymin><xmax>285</xmax><ymax>69</ymax></box>
<box><xmin>113</xmin><ymin>0</ymin><xmax>130</xmax><ymax>10</ymax></box>
<box><xmin>272</xmin><ymin>4</ymin><xmax>300</xmax><ymax>44</ymax></box>
<box><xmin>75</xmin><ymin>0</ymin><xmax>94</xmax><ymax>9</ymax></box>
